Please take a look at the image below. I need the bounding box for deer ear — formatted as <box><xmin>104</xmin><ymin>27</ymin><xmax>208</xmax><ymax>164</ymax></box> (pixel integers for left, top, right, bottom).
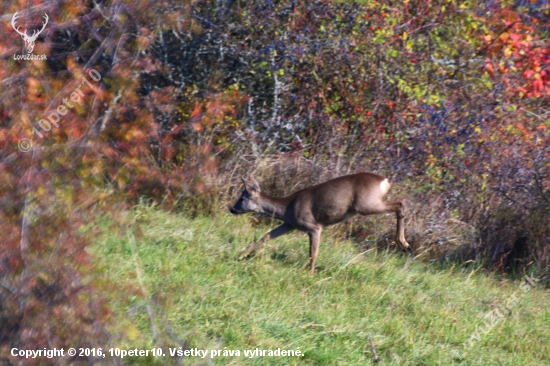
<box><xmin>249</xmin><ymin>176</ymin><xmax>261</xmax><ymax>193</ymax></box>
<box><xmin>241</xmin><ymin>176</ymin><xmax>261</xmax><ymax>195</ymax></box>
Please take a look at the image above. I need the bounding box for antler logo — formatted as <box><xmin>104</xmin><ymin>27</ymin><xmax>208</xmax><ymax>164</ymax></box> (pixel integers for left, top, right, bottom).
<box><xmin>11</xmin><ymin>11</ymin><xmax>49</xmax><ymax>54</ymax></box>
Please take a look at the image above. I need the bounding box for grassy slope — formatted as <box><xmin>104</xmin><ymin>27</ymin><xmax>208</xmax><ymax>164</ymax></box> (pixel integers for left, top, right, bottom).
<box><xmin>93</xmin><ymin>205</ymin><xmax>550</xmax><ymax>365</ymax></box>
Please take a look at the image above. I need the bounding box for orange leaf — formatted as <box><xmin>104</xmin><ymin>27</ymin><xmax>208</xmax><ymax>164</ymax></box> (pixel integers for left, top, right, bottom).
<box><xmin>191</xmin><ymin>122</ymin><xmax>203</xmax><ymax>132</ymax></box>
<box><xmin>190</xmin><ymin>103</ymin><xmax>202</xmax><ymax>119</ymax></box>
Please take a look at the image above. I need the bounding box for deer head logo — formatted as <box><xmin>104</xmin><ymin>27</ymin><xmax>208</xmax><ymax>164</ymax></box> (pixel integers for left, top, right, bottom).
<box><xmin>11</xmin><ymin>11</ymin><xmax>49</xmax><ymax>54</ymax></box>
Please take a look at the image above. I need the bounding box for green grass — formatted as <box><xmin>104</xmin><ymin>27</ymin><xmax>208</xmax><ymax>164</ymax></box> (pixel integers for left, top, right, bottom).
<box><xmin>92</xmin><ymin>205</ymin><xmax>550</xmax><ymax>365</ymax></box>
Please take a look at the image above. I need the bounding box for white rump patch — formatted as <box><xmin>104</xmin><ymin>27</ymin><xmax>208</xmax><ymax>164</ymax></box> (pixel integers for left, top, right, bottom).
<box><xmin>380</xmin><ymin>179</ymin><xmax>391</xmax><ymax>196</ymax></box>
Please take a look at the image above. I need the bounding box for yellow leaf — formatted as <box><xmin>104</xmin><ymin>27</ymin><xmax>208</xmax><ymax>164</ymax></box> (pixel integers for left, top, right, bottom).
<box><xmin>402</xmin><ymin>31</ymin><xmax>407</xmax><ymax>41</ymax></box>
<box><xmin>126</xmin><ymin>324</ymin><xmax>140</xmax><ymax>341</ymax></box>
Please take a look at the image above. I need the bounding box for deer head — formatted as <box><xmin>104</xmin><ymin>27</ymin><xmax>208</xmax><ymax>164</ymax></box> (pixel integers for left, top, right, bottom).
<box><xmin>11</xmin><ymin>11</ymin><xmax>49</xmax><ymax>54</ymax></box>
<box><xmin>229</xmin><ymin>177</ymin><xmax>262</xmax><ymax>214</ymax></box>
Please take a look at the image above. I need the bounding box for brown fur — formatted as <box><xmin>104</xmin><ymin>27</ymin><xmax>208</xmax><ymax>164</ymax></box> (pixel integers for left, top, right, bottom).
<box><xmin>230</xmin><ymin>173</ymin><xmax>411</xmax><ymax>273</ymax></box>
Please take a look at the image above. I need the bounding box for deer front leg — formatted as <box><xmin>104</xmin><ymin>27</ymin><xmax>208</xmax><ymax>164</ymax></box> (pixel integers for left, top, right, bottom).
<box><xmin>238</xmin><ymin>223</ymin><xmax>294</xmax><ymax>260</ymax></box>
<box><xmin>308</xmin><ymin>228</ymin><xmax>322</xmax><ymax>274</ymax></box>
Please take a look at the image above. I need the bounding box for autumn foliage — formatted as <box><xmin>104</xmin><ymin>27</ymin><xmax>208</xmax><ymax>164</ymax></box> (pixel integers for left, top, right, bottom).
<box><xmin>0</xmin><ymin>0</ymin><xmax>548</xmax><ymax>362</ymax></box>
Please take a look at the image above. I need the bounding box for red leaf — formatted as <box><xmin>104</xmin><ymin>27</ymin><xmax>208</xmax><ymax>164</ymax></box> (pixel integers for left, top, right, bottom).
<box><xmin>509</xmin><ymin>32</ymin><xmax>521</xmax><ymax>43</ymax></box>
<box><xmin>523</xmin><ymin>70</ymin><xmax>535</xmax><ymax>79</ymax></box>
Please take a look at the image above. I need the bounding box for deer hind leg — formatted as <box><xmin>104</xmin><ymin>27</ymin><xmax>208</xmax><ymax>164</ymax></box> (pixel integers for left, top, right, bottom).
<box><xmin>356</xmin><ymin>200</ymin><xmax>411</xmax><ymax>253</ymax></box>
<box><xmin>390</xmin><ymin>201</ymin><xmax>412</xmax><ymax>253</ymax></box>
<box><xmin>238</xmin><ymin>223</ymin><xmax>295</xmax><ymax>260</ymax></box>
<box><xmin>308</xmin><ymin>227</ymin><xmax>322</xmax><ymax>274</ymax></box>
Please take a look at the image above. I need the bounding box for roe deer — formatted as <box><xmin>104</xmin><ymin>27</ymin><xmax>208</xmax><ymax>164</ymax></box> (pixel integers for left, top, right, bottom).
<box><xmin>230</xmin><ymin>173</ymin><xmax>411</xmax><ymax>273</ymax></box>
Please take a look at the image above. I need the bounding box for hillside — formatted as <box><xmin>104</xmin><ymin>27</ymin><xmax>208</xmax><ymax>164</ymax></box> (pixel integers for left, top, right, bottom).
<box><xmin>93</xmin><ymin>206</ymin><xmax>550</xmax><ymax>365</ymax></box>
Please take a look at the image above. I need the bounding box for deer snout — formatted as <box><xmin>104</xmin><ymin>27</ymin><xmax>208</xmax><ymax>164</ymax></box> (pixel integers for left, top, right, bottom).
<box><xmin>229</xmin><ymin>207</ymin><xmax>238</xmax><ymax>215</ymax></box>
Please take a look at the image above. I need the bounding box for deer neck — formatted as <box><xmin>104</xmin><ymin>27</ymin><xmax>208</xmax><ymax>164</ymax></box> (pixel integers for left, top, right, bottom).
<box><xmin>256</xmin><ymin>193</ymin><xmax>290</xmax><ymax>221</ymax></box>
